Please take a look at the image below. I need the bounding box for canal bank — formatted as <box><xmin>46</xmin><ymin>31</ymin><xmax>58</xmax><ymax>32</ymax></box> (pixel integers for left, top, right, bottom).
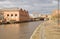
<box><xmin>0</xmin><ymin>21</ymin><xmax>43</xmax><ymax>39</ymax></box>
<box><xmin>0</xmin><ymin>20</ymin><xmax>45</xmax><ymax>25</ymax></box>
<box><xmin>30</xmin><ymin>20</ymin><xmax>60</xmax><ymax>39</ymax></box>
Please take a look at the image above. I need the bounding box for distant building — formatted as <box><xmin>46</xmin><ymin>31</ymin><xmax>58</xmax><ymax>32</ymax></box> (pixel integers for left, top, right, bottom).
<box><xmin>0</xmin><ymin>8</ymin><xmax>30</xmax><ymax>23</ymax></box>
<box><xmin>52</xmin><ymin>10</ymin><xmax>60</xmax><ymax>20</ymax></box>
<box><xmin>29</xmin><ymin>13</ymin><xmax>42</xmax><ymax>18</ymax></box>
<box><xmin>52</xmin><ymin>10</ymin><xmax>60</xmax><ymax>17</ymax></box>
<box><xmin>29</xmin><ymin>13</ymin><xmax>49</xmax><ymax>21</ymax></box>
<box><xmin>19</xmin><ymin>8</ymin><xmax>30</xmax><ymax>22</ymax></box>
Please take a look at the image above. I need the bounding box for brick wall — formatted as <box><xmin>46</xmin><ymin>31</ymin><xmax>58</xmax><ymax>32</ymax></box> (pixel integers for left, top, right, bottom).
<box><xmin>19</xmin><ymin>8</ymin><xmax>30</xmax><ymax>22</ymax></box>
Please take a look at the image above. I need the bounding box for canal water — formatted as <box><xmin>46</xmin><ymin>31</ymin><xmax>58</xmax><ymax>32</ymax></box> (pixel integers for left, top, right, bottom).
<box><xmin>0</xmin><ymin>21</ymin><xmax>43</xmax><ymax>39</ymax></box>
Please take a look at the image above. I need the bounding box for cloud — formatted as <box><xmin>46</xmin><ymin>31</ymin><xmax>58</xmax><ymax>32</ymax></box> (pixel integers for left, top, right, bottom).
<box><xmin>0</xmin><ymin>0</ymin><xmax>6</xmax><ymax>1</ymax></box>
<box><xmin>0</xmin><ymin>0</ymin><xmax>59</xmax><ymax>14</ymax></box>
<box><xmin>52</xmin><ymin>0</ymin><xmax>58</xmax><ymax>4</ymax></box>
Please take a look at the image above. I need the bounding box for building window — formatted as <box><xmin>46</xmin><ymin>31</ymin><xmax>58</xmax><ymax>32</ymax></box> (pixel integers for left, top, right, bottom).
<box><xmin>15</xmin><ymin>14</ymin><xmax>17</xmax><ymax>16</ymax></box>
<box><xmin>11</xmin><ymin>14</ymin><xmax>13</xmax><ymax>16</ymax></box>
<box><xmin>7</xmin><ymin>14</ymin><xmax>9</xmax><ymax>16</ymax></box>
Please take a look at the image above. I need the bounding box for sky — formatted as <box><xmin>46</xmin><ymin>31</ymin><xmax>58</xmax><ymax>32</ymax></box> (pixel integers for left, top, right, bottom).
<box><xmin>0</xmin><ymin>0</ymin><xmax>59</xmax><ymax>14</ymax></box>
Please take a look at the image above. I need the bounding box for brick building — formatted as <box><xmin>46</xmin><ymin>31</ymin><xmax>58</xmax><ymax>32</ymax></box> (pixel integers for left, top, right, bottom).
<box><xmin>0</xmin><ymin>8</ymin><xmax>30</xmax><ymax>23</ymax></box>
<box><xmin>19</xmin><ymin>8</ymin><xmax>30</xmax><ymax>22</ymax></box>
<box><xmin>52</xmin><ymin>10</ymin><xmax>60</xmax><ymax>17</ymax></box>
<box><xmin>52</xmin><ymin>10</ymin><xmax>60</xmax><ymax>20</ymax></box>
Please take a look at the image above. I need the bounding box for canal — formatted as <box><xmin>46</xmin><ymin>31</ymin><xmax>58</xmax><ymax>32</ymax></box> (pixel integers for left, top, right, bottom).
<box><xmin>0</xmin><ymin>21</ymin><xmax>43</xmax><ymax>39</ymax></box>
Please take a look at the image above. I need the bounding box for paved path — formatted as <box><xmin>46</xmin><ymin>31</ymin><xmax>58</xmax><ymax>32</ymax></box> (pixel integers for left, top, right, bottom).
<box><xmin>30</xmin><ymin>20</ymin><xmax>60</xmax><ymax>39</ymax></box>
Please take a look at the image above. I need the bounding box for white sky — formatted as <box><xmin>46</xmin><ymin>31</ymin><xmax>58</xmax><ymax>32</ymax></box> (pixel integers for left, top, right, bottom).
<box><xmin>0</xmin><ymin>0</ymin><xmax>59</xmax><ymax>14</ymax></box>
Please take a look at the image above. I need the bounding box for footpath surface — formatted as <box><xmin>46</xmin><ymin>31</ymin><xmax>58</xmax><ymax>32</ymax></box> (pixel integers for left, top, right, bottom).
<box><xmin>30</xmin><ymin>20</ymin><xmax>60</xmax><ymax>39</ymax></box>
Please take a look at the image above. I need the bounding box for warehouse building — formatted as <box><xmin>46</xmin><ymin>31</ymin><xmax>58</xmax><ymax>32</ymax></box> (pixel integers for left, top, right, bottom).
<box><xmin>0</xmin><ymin>8</ymin><xmax>30</xmax><ymax>23</ymax></box>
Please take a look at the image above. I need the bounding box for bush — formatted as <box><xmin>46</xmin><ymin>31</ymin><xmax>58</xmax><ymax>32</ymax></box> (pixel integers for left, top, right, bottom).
<box><xmin>52</xmin><ymin>14</ymin><xmax>60</xmax><ymax>20</ymax></box>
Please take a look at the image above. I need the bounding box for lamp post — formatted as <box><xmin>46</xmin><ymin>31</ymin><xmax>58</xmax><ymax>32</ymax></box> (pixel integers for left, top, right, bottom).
<box><xmin>58</xmin><ymin>0</ymin><xmax>59</xmax><ymax>25</ymax></box>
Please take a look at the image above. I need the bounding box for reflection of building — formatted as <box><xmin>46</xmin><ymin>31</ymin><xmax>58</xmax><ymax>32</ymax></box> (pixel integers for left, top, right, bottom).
<box><xmin>0</xmin><ymin>8</ymin><xmax>30</xmax><ymax>23</ymax></box>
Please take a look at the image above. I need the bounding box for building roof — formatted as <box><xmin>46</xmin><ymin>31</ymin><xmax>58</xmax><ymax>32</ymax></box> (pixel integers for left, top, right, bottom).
<box><xmin>0</xmin><ymin>8</ymin><xmax>24</xmax><ymax>12</ymax></box>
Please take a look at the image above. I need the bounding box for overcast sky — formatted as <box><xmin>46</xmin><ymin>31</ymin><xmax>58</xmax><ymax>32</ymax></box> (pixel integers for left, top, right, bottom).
<box><xmin>0</xmin><ymin>0</ymin><xmax>59</xmax><ymax>14</ymax></box>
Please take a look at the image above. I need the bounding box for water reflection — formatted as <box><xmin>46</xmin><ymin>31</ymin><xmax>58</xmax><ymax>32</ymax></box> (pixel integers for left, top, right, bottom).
<box><xmin>0</xmin><ymin>21</ymin><xmax>43</xmax><ymax>39</ymax></box>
